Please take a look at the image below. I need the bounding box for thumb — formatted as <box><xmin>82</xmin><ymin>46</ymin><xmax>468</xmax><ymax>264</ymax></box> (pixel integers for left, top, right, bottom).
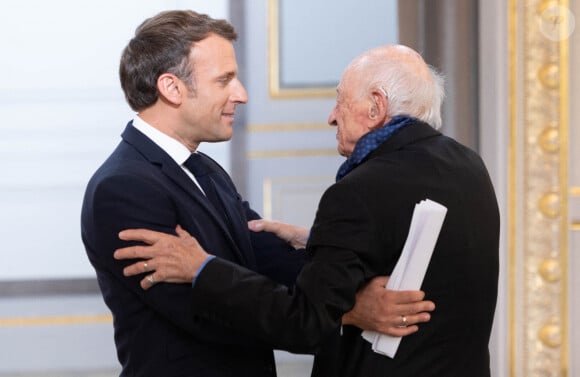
<box><xmin>248</xmin><ymin>220</ymin><xmax>265</xmax><ymax>232</ymax></box>
<box><xmin>175</xmin><ymin>224</ymin><xmax>191</xmax><ymax>238</ymax></box>
<box><xmin>371</xmin><ymin>275</ymin><xmax>389</xmax><ymax>288</ymax></box>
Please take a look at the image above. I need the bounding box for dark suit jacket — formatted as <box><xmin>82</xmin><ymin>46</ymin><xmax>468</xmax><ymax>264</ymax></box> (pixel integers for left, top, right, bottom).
<box><xmin>81</xmin><ymin>122</ymin><xmax>307</xmax><ymax>377</ymax></box>
<box><xmin>190</xmin><ymin>121</ymin><xmax>500</xmax><ymax>376</ymax></box>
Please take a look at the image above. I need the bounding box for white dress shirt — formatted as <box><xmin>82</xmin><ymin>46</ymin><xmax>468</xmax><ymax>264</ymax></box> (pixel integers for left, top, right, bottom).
<box><xmin>132</xmin><ymin>115</ymin><xmax>205</xmax><ymax>193</ymax></box>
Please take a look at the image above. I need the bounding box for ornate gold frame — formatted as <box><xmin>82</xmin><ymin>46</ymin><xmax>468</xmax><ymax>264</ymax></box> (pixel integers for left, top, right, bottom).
<box><xmin>262</xmin><ymin>176</ymin><xmax>334</xmax><ymax>220</ymax></box>
<box><xmin>509</xmin><ymin>0</ymin><xmax>571</xmax><ymax>375</ymax></box>
<box><xmin>267</xmin><ymin>0</ymin><xmax>336</xmax><ymax>99</ymax></box>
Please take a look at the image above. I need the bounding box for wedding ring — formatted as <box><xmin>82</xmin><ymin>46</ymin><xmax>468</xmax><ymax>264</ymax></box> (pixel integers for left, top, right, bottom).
<box><xmin>399</xmin><ymin>315</ymin><xmax>408</xmax><ymax>328</ymax></box>
<box><xmin>143</xmin><ymin>262</ymin><xmax>148</xmax><ymax>272</ymax></box>
<box><xmin>147</xmin><ymin>275</ymin><xmax>156</xmax><ymax>285</ymax></box>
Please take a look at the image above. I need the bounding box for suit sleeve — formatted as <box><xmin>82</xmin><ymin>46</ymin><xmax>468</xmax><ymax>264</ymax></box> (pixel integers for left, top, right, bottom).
<box><xmin>82</xmin><ymin>169</ymin><xmax>270</xmax><ymax>347</ymax></box>
<box><xmin>189</xmin><ymin>183</ymin><xmax>379</xmax><ymax>353</ymax></box>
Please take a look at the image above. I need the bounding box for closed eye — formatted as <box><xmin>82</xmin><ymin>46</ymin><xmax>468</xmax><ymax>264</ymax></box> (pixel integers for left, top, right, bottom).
<box><xmin>217</xmin><ymin>72</ymin><xmax>236</xmax><ymax>86</ymax></box>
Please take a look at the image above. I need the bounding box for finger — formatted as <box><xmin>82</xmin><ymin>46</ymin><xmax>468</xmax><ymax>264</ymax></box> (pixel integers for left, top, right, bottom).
<box><xmin>376</xmin><ymin>319</ymin><xmax>420</xmax><ymax>337</ymax></box>
<box><xmin>140</xmin><ymin>273</ymin><xmax>157</xmax><ymax>290</ymax></box>
<box><xmin>399</xmin><ymin>300</ymin><xmax>436</xmax><ymax>315</ymax></box>
<box><xmin>123</xmin><ymin>260</ymin><xmax>152</xmax><ymax>277</ymax></box>
<box><xmin>386</xmin><ymin>324</ymin><xmax>420</xmax><ymax>337</ymax></box>
<box><xmin>118</xmin><ymin>228</ymin><xmax>166</xmax><ymax>244</ymax></box>
<box><xmin>391</xmin><ymin>289</ymin><xmax>426</xmax><ymax>303</ymax></box>
<box><xmin>252</xmin><ymin>220</ymin><xmax>283</xmax><ymax>234</ymax></box>
<box><xmin>410</xmin><ymin>312</ymin><xmax>432</xmax><ymax>324</ymax></box>
<box><xmin>248</xmin><ymin>219</ymin><xmax>284</xmax><ymax>233</ymax></box>
<box><xmin>399</xmin><ymin>312</ymin><xmax>431</xmax><ymax>326</ymax></box>
<box><xmin>247</xmin><ymin>219</ymin><xmax>264</xmax><ymax>232</ymax></box>
<box><xmin>114</xmin><ymin>245</ymin><xmax>156</xmax><ymax>260</ymax></box>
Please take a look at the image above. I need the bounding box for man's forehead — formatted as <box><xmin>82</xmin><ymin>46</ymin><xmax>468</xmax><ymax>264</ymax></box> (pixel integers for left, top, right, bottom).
<box><xmin>190</xmin><ymin>36</ymin><xmax>237</xmax><ymax>69</ymax></box>
<box><xmin>337</xmin><ymin>70</ymin><xmax>357</xmax><ymax>94</ymax></box>
<box><xmin>191</xmin><ymin>34</ymin><xmax>235</xmax><ymax>58</ymax></box>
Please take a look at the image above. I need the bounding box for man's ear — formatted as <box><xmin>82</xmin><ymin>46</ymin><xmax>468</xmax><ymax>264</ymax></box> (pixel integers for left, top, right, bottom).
<box><xmin>157</xmin><ymin>73</ymin><xmax>183</xmax><ymax>106</ymax></box>
<box><xmin>368</xmin><ymin>89</ymin><xmax>388</xmax><ymax>128</ymax></box>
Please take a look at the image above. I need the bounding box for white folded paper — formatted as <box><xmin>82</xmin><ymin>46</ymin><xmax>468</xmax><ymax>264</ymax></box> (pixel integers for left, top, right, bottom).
<box><xmin>361</xmin><ymin>199</ymin><xmax>447</xmax><ymax>358</ymax></box>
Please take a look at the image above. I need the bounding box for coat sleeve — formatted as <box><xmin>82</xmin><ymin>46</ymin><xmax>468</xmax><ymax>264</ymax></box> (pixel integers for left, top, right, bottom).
<box><xmin>189</xmin><ymin>183</ymin><xmax>379</xmax><ymax>353</ymax></box>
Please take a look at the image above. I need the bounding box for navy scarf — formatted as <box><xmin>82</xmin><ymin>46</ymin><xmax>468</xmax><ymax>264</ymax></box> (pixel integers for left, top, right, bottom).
<box><xmin>335</xmin><ymin>115</ymin><xmax>416</xmax><ymax>181</ymax></box>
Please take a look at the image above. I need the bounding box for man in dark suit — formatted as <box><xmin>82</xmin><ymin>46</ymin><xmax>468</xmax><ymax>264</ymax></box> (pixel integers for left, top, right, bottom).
<box><xmin>116</xmin><ymin>43</ymin><xmax>500</xmax><ymax>376</ymax></box>
<box><xmin>82</xmin><ymin>11</ymin><xmax>435</xmax><ymax>377</ymax></box>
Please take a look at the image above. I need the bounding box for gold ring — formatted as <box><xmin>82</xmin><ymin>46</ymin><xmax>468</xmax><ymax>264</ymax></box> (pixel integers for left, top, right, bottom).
<box><xmin>398</xmin><ymin>315</ymin><xmax>408</xmax><ymax>328</ymax></box>
<box><xmin>143</xmin><ymin>262</ymin><xmax>148</xmax><ymax>272</ymax></box>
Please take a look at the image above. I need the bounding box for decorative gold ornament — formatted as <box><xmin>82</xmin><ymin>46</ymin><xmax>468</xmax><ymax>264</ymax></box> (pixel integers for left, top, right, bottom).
<box><xmin>538</xmin><ymin>63</ymin><xmax>560</xmax><ymax>89</ymax></box>
<box><xmin>538</xmin><ymin>192</ymin><xmax>561</xmax><ymax>218</ymax></box>
<box><xmin>538</xmin><ymin>322</ymin><xmax>562</xmax><ymax>348</ymax></box>
<box><xmin>538</xmin><ymin>258</ymin><xmax>562</xmax><ymax>282</ymax></box>
<box><xmin>538</xmin><ymin>126</ymin><xmax>560</xmax><ymax>153</ymax></box>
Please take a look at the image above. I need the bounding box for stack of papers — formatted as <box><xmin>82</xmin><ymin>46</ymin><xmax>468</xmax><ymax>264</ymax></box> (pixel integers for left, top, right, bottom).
<box><xmin>361</xmin><ymin>199</ymin><xmax>447</xmax><ymax>358</ymax></box>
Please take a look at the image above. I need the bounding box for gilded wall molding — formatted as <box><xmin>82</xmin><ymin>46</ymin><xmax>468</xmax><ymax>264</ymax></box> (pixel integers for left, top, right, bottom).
<box><xmin>248</xmin><ymin>122</ymin><xmax>331</xmax><ymax>132</ymax></box>
<box><xmin>0</xmin><ymin>314</ymin><xmax>112</xmax><ymax>327</ymax></box>
<box><xmin>509</xmin><ymin>0</ymin><xmax>571</xmax><ymax>375</ymax></box>
<box><xmin>247</xmin><ymin>122</ymin><xmax>338</xmax><ymax>159</ymax></box>
<box><xmin>573</xmin><ymin>187</ymin><xmax>580</xmax><ymax>230</ymax></box>
<box><xmin>262</xmin><ymin>176</ymin><xmax>334</xmax><ymax>221</ymax></box>
<box><xmin>247</xmin><ymin>148</ymin><xmax>337</xmax><ymax>159</ymax></box>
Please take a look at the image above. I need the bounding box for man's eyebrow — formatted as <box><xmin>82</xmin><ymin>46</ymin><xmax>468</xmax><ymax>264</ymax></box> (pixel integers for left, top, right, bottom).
<box><xmin>217</xmin><ymin>71</ymin><xmax>236</xmax><ymax>81</ymax></box>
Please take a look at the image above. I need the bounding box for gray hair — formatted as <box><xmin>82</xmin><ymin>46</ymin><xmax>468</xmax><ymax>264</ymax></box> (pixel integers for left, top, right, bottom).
<box><xmin>356</xmin><ymin>47</ymin><xmax>445</xmax><ymax>129</ymax></box>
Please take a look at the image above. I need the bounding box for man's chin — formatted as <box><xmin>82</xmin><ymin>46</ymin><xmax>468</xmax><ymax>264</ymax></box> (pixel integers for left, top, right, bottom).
<box><xmin>213</xmin><ymin>129</ymin><xmax>234</xmax><ymax>143</ymax></box>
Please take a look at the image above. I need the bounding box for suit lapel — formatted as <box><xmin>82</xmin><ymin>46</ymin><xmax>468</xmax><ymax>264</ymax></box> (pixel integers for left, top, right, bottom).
<box><xmin>121</xmin><ymin>123</ymin><xmax>250</xmax><ymax>264</ymax></box>
<box><xmin>210</xmin><ymin>176</ymin><xmax>256</xmax><ymax>268</ymax></box>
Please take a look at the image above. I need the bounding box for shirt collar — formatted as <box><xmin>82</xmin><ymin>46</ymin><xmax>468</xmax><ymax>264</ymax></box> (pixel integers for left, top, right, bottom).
<box><xmin>132</xmin><ymin>115</ymin><xmax>192</xmax><ymax>166</ymax></box>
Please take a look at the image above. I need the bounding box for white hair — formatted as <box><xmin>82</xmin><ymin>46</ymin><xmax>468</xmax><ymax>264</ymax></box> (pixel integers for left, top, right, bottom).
<box><xmin>353</xmin><ymin>47</ymin><xmax>446</xmax><ymax>129</ymax></box>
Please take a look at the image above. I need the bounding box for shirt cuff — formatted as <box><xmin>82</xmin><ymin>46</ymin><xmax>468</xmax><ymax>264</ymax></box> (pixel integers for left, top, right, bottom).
<box><xmin>191</xmin><ymin>255</ymin><xmax>216</xmax><ymax>288</ymax></box>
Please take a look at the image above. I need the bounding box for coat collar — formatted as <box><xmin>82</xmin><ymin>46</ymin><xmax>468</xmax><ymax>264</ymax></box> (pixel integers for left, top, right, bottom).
<box><xmin>370</xmin><ymin>120</ymin><xmax>441</xmax><ymax>158</ymax></box>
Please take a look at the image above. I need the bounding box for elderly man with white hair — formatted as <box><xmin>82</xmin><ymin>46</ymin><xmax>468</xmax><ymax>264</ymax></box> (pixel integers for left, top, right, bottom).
<box><xmin>116</xmin><ymin>44</ymin><xmax>500</xmax><ymax>377</ymax></box>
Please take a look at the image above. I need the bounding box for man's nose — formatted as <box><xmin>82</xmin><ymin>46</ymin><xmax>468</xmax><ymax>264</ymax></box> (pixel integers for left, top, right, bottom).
<box><xmin>232</xmin><ymin>79</ymin><xmax>248</xmax><ymax>104</ymax></box>
<box><xmin>328</xmin><ymin>107</ymin><xmax>338</xmax><ymax>126</ymax></box>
